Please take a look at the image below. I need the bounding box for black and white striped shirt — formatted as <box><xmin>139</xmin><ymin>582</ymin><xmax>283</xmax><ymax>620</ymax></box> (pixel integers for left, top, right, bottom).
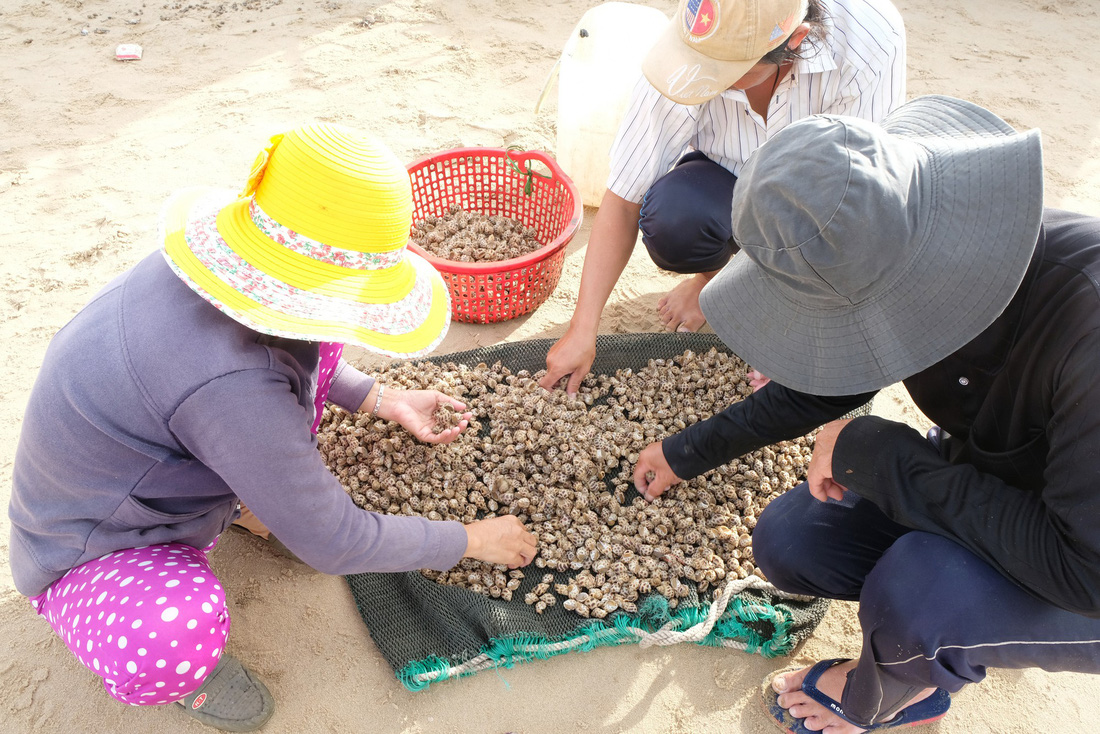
<box><xmin>608</xmin><ymin>0</ymin><xmax>907</xmax><ymax>203</ymax></box>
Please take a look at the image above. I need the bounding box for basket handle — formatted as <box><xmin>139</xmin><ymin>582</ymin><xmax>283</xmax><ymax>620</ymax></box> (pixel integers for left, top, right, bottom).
<box><xmin>505</xmin><ymin>146</ymin><xmax>552</xmax><ymax>196</ymax></box>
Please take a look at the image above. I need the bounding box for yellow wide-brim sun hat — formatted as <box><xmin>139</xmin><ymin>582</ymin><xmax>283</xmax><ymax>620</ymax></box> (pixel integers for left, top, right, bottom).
<box><xmin>161</xmin><ymin>123</ymin><xmax>450</xmax><ymax>358</ymax></box>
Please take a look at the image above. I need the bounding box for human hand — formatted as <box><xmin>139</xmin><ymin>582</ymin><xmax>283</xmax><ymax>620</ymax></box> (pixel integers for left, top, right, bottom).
<box><xmin>633</xmin><ymin>440</ymin><xmax>684</xmax><ymax>501</ymax></box>
<box><xmin>747</xmin><ymin>368</ymin><xmax>771</xmax><ymax>392</ymax></box>
<box><xmin>538</xmin><ymin>326</ymin><xmax>596</xmax><ymax>397</ymax></box>
<box><xmin>377</xmin><ymin>388</ymin><xmax>473</xmax><ymax>444</ymax></box>
<box><xmin>463</xmin><ymin>515</ymin><xmax>537</xmax><ymax>568</ymax></box>
<box><xmin>807</xmin><ymin>419</ymin><xmax>853</xmax><ymax>502</ymax></box>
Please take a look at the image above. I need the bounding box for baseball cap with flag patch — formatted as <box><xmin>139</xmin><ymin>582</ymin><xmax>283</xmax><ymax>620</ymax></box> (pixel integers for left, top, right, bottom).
<box><xmin>642</xmin><ymin>0</ymin><xmax>808</xmax><ymax>105</ymax></box>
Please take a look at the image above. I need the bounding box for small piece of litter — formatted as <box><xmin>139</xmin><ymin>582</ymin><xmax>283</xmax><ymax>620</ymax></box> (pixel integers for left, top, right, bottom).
<box><xmin>115</xmin><ymin>44</ymin><xmax>143</xmax><ymax>61</ymax></box>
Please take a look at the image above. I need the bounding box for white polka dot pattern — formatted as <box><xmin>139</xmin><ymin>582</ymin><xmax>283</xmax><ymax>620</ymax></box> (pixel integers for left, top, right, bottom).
<box><xmin>27</xmin><ymin>543</ymin><xmax>230</xmax><ymax>706</ymax></box>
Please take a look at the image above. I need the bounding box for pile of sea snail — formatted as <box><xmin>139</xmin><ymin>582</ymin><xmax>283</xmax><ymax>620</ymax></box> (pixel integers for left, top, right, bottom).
<box><xmin>409</xmin><ymin>204</ymin><xmax>544</xmax><ymax>262</ymax></box>
<box><xmin>316</xmin><ymin>348</ymin><xmax>816</xmax><ymax>619</ymax></box>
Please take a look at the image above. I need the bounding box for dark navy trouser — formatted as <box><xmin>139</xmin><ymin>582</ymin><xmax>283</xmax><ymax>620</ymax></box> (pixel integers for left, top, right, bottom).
<box><xmin>638</xmin><ymin>152</ymin><xmax>738</xmax><ymax>273</ymax></box>
<box><xmin>753</xmin><ymin>484</ymin><xmax>1100</xmax><ymax>727</ymax></box>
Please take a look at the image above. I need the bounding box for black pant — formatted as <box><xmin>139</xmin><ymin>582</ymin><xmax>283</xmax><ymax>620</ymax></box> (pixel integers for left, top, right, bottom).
<box><xmin>638</xmin><ymin>151</ymin><xmax>738</xmax><ymax>273</ymax></box>
<box><xmin>753</xmin><ymin>484</ymin><xmax>1100</xmax><ymax>727</ymax></box>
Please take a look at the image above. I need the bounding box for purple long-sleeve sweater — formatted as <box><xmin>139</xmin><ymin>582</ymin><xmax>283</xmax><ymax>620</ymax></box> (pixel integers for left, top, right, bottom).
<box><xmin>8</xmin><ymin>251</ymin><xmax>468</xmax><ymax>596</ymax></box>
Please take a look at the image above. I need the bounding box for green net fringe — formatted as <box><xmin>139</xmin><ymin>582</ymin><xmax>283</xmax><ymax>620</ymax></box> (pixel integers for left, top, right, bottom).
<box><xmin>395</xmin><ymin>578</ymin><xmax>805</xmax><ymax>691</ymax></box>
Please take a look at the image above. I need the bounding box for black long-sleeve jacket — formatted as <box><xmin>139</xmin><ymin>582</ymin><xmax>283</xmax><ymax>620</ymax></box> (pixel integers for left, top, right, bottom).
<box><xmin>663</xmin><ymin>209</ymin><xmax>1100</xmax><ymax>616</ymax></box>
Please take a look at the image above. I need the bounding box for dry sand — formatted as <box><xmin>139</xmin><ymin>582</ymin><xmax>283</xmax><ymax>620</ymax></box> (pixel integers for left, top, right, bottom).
<box><xmin>2</xmin><ymin>0</ymin><xmax>1099</xmax><ymax>731</ymax></box>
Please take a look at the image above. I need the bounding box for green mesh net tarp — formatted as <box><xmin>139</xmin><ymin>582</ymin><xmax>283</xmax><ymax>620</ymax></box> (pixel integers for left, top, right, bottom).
<box><xmin>344</xmin><ymin>333</ymin><xmax>850</xmax><ymax>691</ymax></box>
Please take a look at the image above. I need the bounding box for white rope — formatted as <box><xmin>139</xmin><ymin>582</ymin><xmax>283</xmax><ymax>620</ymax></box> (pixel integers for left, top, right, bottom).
<box><xmin>411</xmin><ymin>626</ymin><xmax>625</xmax><ymax>683</ymax></box>
<box><xmin>638</xmin><ymin>574</ymin><xmax>772</xmax><ymax>648</ymax></box>
<box><xmin>437</xmin><ymin>653</ymin><xmax>493</xmax><ymax>679</ymax></box>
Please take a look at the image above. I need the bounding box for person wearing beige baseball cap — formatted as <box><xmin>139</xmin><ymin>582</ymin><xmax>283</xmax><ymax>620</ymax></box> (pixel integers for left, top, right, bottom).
<box><xmin>644</xmin><ymin>0</ymin><xmax>812</xmax><ymax>106</ymax></box>
<box><xmin>542</xmin><ymin>0</ymin><xmax>906</xmax><ymax>396</ymax></box>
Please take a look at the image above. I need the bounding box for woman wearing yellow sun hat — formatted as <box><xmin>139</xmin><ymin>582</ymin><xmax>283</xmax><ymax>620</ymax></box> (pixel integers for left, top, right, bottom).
<box><xmin>8</xmin><ymin>123</ymin><xmax>537</xmax><ymax>731</ymax></box>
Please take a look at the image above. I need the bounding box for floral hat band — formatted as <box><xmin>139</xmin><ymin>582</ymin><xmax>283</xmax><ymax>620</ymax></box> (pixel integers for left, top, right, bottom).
<box><xmin>160</xmin><ymin>123</ymin><xmax>451</xmax><ymax>357</ymax></box>
<box><xmin>247</xmin><ymin>199</ymin><xmax>406</xmax><ymax>271</ymax></box>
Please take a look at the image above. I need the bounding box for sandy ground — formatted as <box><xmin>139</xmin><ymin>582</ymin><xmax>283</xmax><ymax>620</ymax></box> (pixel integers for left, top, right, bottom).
<box><xmin>2</xmin><ymin>0</ymin><xmax>1099</xmax><ymax>731</ymax></box>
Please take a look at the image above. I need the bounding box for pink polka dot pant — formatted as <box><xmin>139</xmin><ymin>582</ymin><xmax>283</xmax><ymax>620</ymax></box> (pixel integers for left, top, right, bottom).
<box><xmin>312</xmin><ymin>342</ymin><xmax>344</xmax><ymax>434</ymax></box>
<box><xmin>29</xmin><ymin>543</ymin><xmax>230</xmax><ymax>706</ymax></box>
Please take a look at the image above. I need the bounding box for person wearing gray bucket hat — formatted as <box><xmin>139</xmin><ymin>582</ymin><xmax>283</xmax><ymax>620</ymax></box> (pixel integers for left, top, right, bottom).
<box><xmin>632</xmin><ymin>95</ymin><xmax>1100</xmax><ymax>732</ymax></box>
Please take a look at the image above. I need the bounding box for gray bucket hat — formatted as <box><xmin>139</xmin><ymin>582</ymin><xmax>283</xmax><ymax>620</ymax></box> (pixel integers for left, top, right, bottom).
<box><xmin>699</xmin><ymin>95</ymin><xmax>1044</xmax><ymax>396</ymax></box>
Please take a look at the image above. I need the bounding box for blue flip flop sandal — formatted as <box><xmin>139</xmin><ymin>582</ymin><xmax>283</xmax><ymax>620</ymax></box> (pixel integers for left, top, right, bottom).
<box><xmin>763</xmin><ymin>658</ymin><xmax>951</xmax><ymax>732</ymax></box>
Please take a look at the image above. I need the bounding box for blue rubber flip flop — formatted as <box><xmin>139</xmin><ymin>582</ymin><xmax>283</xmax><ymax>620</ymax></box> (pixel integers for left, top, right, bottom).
<box><xmin>763</xmin><ymin>658</ymin><xmax>951</xmax><ymax>732</ymax></box>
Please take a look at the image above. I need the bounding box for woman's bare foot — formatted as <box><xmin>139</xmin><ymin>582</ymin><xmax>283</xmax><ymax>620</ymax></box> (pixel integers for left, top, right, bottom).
<box><xmin>772</xmin><ymin>660</ymin><xmax>937</xmax><ymax>733</ymax></box>
<box><xmin>657</xmin><ymin>272</ymin><xmax>716</xmax><ymax>332</ymax></box>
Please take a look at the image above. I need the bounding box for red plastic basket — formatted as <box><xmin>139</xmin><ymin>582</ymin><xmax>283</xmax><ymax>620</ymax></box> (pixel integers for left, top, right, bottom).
<box><xmin>406</xmin><ymin>147</ymin><xmax>583</xmax><ymax>324</ymax></box>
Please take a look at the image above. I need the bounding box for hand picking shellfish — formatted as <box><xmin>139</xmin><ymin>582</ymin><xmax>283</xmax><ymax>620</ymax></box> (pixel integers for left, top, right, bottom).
<box><xmin>317</xmin><ymin>347</ymin><xmax>816</xmax><ymax>615</ymax></box>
